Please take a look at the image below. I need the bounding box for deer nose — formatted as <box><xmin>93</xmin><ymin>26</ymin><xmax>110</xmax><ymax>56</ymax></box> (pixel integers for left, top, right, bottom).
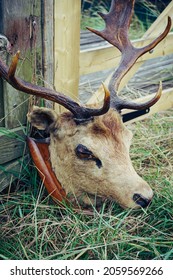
<box><xmin>133</xmin><ymin>193</ymin><xmax>152</xmax><ymax>208</ymax></box>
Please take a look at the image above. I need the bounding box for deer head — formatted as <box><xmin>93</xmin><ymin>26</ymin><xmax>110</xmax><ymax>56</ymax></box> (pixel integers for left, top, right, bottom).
<box><xmin>0</xmin><ymin>0</ymin><xmax>171</xmax><ymax>208</ymax></box>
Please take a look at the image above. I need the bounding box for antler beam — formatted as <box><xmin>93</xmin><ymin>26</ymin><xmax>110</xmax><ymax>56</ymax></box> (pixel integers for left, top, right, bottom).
<box><xmin>0</xmin><ymin>0</ymin><xmax>171</xmax><ymax>118</ymax></box>
<box><xmin>88</xmin><ymin>0</ymin><xmax>171</xmax><ymax>111</ymax></box>
<box><xmin>0</xmin><ymin>51</ymin><xmax>110</xmax><ymax>122</ymax></box>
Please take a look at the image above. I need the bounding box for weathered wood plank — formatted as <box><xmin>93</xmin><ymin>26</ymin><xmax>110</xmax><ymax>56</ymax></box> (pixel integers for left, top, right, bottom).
<box><xmin>79</xmin><ymin>54</ymin><xmax>173</xmax><ymax>103</ymax></box>
<box><xmin>1</xmin><ymin>0</ymin><xmax>42</xmax><ymax>129</ymax></box>
<box><xmin>0</xmin><ymin>80</ymin><xmax>4</xmax><ymax>125</ymax></box>
<box><xmin>54</xmin><ymin>0</ymin><xmax>81</xmax><ymax>113</ymax></box>
<box><xmin>0</xmin><ymin>0</ymin><xmax>54</xmax><ymax>192</ymax></box>
<box><xmin>0</xmin><ymin>156</ymin><xmax>29</xmax><ymax>192</ymax></box>
<box><xmin>41</xmin><ymin>0</ymin><xmax>54</xmax><ymax>108</ymax></box>
<box><xmin>123</xmin><ymin>88</ymin><xmax>173</xmax><ymax>124</ymax></box>
<box><xmin>0</xmin><ymin>127</ymin><xmax>26</xmax><ymax>165</ymax></box>
<box><xmin>80</xmin><ymin>30</ymin><xmax>107</xmax><ymax>50</ymax></box>
<box><xmin>80</xmin><ymin>32</ymin><xmax>173</xmax><ymax>76</ymax></box>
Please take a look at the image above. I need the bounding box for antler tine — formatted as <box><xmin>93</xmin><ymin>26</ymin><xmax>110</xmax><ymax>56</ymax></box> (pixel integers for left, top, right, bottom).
<box><xmin>87</xmin><ymin>0</ymin><xmax>171</xmax><ymax>111</ymax></box>
<box><xmin>0</xmin><ymin>52</ymin><xmax>110</xmax><ymax>122</ymax></box>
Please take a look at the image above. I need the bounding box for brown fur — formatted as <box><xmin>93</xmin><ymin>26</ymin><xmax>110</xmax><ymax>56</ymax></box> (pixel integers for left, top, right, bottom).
<box><xmin>28</xmin><ymin>106</ymin><xmax>153</xmax><ymax>209</ymax></box>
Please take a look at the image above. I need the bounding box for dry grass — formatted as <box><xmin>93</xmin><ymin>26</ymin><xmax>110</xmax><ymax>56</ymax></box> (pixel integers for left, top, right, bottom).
<box><xmin>0</xmin><ymin>109</ymin><xmax>172</xmax><ymax>260</ymax></box>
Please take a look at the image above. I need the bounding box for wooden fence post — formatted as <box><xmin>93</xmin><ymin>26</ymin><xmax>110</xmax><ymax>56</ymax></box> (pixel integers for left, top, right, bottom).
<box><xmin>54</xmin><ymin>0</ymin><xmax>81</xmax><ymax>113</ymax></box>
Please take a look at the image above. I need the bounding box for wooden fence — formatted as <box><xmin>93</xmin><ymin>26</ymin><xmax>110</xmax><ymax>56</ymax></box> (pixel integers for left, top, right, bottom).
<box><xmin>0</xmin><ymin>0</ymin><xmax>173</xmax><ymax>191</ymax></box>
<box><xmin>0</xmin><ymin>0</ymin><xmax>48</xmax><ymax>191</ymax></box>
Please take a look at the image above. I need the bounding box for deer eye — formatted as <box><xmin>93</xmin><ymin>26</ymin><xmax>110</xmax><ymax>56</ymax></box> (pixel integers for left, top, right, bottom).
<box><xmin>75</xmin><ymin>144</ymin><xmax>93</xmax><ymax>159</ymax></box>
<box><xmin>75</xmin><ymin>144</ymin><xmax>102</xmax><ymax>168</ymax></box>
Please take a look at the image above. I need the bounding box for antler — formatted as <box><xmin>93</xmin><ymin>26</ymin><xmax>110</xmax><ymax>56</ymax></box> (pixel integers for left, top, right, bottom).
<box><xmin>0</xmin><ymin>51</ymin><xmax>110</xmax><ymax>122</ymax></box>
<box><xmin>87</xmin><ymin>0</ymin><xmax>171</xmax><ymax>111</ymax></box>
<box><xmin>0</xmin><ymin>1</ymin><xmax>171</xmax><ymax>119</ymax></box>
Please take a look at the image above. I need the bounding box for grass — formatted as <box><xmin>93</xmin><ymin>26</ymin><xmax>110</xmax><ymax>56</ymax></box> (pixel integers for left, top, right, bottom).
<box><xmin>0</xmin><ymin>109</ymin><xmax>172</xmax><ymax>260</ymax></box>
<box><xmin>81</xmin><ymin>8</ymin><xmax>146</xmax><ymax>40</ymax></box>
<box><xmin>81</xmin><ymin>12</ymin><xmax>146</xmax><ymax>40</ymax></box>
<box><xmin>80</xmin><ymin>0</ymin><xmax>163</xmax><ymax>38</ymax></box>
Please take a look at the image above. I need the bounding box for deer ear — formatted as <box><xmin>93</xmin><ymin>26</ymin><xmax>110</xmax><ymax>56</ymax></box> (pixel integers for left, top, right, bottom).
<box><xmin>27</xmin><ymin>106</ymin><xmax>58</xmax><ymax>131</ymax></box>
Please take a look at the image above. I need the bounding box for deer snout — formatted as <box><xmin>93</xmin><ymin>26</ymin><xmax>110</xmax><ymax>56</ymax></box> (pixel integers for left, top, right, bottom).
<box><xmin>133</xmin><ymin>193</ymin><xmax>153</xmax><ymax>208</ymax></box>
<box><xmin>131</xmin><ymin>180</ymin><xmax>154</xmax><ymax>208</ymax></box>
<box><xmin>127</xmin><ymin>173</ymin><xmax>154</xmax><ymax>208</ymax></box>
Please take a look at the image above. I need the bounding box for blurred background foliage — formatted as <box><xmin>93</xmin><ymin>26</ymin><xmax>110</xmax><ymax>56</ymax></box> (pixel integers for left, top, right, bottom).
<box><xmin>81</xmin><ymin>0</ymin><xmax>171</xmax><ymax>33</ymax></box>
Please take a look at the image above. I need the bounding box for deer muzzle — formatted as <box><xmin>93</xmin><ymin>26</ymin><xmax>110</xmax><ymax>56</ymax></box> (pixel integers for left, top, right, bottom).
<box><xmin>133</xmin><ymin>193</ymin><xmax>153</xmax><ymax>208</ymax></box>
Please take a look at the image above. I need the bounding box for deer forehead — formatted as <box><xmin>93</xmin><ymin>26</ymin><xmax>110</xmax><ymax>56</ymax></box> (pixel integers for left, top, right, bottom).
<box><xmin>52</xmin><ymin>109</ymin><xmax>133</xmax><ymax>152</ymax></box>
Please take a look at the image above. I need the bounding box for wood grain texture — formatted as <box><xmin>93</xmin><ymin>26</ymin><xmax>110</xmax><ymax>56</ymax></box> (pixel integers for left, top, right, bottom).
<box><xmin>0</xmin><ymin>155</ymin><xmax>29</xmax><ymax>192</ymax></box>
<box><xmin>0</xmin><ymin>127</ymin><xmax>26</xmax><ymax>165</ymax></box>
<box><xmin>123</xmin><ymin>88</ymin><xmax>173</xmax><ymax>124</ymax></box>
<box><xmin>1</xmin><ymin>0</ymin><xmax>42</xmax><ymax>128</ymax></box>
<box><xmin>80</xmin><ymin>33</ymin><xmax>173</xmax><ymax>76</ymax></box>
<box><xmin>54</xmin><ymin>0</ymin><xmax>81</xmax><ymax>113</ymax></box>
<box><xmin>42</xmin><ymin>0</ymin><xmax>54</xmax><ymax>108</ymax></box>
<box><xmin>0</xmin><ymin>81</ymin><xmax>4</xmax><ymax>125</ymax></box>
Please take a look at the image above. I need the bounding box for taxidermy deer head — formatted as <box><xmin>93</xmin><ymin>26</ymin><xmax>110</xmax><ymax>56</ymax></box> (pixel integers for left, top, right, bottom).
<box><xmin>0</xmin><ymin>0</ymin><xmax>171</xmax><ymax>208</ymax></box>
